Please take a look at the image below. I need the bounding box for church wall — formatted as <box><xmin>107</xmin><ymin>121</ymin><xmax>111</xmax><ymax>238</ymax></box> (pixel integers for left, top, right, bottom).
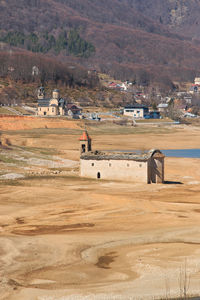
<box><xmin>50</xmin><ymin>99</ymin><xmax>58</xmax><ymax>106</ymax></box>
<box><xmin>59</xmin><ymin>107</ymin><xmax>65</xmax><ymax>115</ymax></box>
<box><xmin>38</xmin><ymin>106</ymin><xmax>58</xmax><ymax>116</ymax></box>
<box><xmin>80</xmin><ymin>159</ymin><xmax>148</xmax><ymax>183</ymax></box>
<box><xmin>49</xmin><ymin>106</ymin><xmax>58</xmax><ymax>116</ymax></box>
<box><xmin>148</xmin><ymin>156</ymin><xmax>164</xmax><ymax>183</ymax></box>
<box><xmin>38</xmin><ymin>107</ymin><xmax>49</xmax><ymax>116</ymax></box>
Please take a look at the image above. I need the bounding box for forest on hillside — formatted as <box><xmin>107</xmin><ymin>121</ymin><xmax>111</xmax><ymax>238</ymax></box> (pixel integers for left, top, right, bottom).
<box><xmin>0</xmin><ymin>51</ymin><xmax>99</xmax><ymax>88</ymax></box>
<box><xmin>1</xmin><ymin>0</ymin><xmax>200</xmax><ymax>88</ymax></box>
<box><xmin>0</xmin><ymin>30</ymin><xmax>95</xmax><ymax>58</ymax></box>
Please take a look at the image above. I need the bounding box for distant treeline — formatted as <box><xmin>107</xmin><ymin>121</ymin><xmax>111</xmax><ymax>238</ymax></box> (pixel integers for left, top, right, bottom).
<box><xmin>0</xmin><ymin>50</ymin><xmax>99</xmax><ymax>87</ymax></box>
<box><xmin>0</xmin><ymin>29</ymin><xmax>95</xmax><ymax>58</ymax></box>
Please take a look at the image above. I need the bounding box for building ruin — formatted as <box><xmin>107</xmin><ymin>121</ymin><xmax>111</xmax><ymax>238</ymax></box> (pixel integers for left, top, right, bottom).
<box><xmin>79</xmin><ymin>131</ymin><xmax>165</xmax><ymax>184</ymax></box>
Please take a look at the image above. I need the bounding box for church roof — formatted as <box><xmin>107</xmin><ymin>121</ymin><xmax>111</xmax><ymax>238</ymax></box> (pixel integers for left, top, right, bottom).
<box><xmin>79</xmin><ymin>130</ymin><xmax>91</xmax><ymax>141</ymax></box>
<box><xmin>38</xmin><ymin>98</ymin><xmax>66</xmax><ymax>107</ymax></box>
<box><xmin>81</xmin><ymin>149</ymin><xmax>164</xmax><ymax>161</ymax></box>
<box><xmin>38</xmin><ymin>99</ymin><xmax>50</xmax><ymax>107</ymax></box>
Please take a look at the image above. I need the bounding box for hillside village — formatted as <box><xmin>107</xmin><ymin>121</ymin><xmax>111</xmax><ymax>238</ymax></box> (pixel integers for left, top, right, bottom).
<box><xmin>0</xmin><ymin>73</ymin><xmax>199</xmax><ymax>123</ymax></box>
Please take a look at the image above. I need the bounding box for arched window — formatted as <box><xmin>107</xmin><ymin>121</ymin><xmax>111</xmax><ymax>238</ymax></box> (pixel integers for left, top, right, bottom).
<box><xmin>81</xmin><ymin>144</ymin><xmax>86</xmax><ymax>153</ymax></box>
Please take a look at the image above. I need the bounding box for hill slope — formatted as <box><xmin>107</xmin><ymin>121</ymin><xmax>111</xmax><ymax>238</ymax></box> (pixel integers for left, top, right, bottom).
<box><xmin>126</xmin><ymin>0</ymin><xmax>200</xmax><ymax>40</ymax></box>
<box><xmin>1</xmin><ymin>0</ymin><xmax>200</xmax><ymax>87</ymax></box>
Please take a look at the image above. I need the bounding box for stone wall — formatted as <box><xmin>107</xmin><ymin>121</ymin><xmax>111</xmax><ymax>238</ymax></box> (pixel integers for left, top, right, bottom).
<box><xmin>80</xmin><ymin>158</ymin><xmax>148</xmax><ymax>183</ymax></box>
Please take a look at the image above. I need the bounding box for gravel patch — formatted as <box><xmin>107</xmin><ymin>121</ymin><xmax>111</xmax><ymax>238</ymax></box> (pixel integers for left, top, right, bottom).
<box><xmin>26</xmin><ymin>157</ymin><xmax>78</xmax><ymax>168</ymax></box>
<box><xmin>0</xmin><ymin>173</ymin><xmax>24</xmax><ymax>180</ymax></box>
<box><xmin>12</xmin><ymin>155</ymin><xmax>78</xmax><ymax>168</ymax></box>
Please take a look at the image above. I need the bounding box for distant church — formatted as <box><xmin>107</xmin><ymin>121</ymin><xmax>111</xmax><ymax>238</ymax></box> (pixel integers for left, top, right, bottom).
<box><xmin>79</xmin><ymin>131</ymin><xmax>165</xmax><ymax>184</ymax></box>
<box><xmin>37</xmin><ymin>87</ymin><xmax>66</xmax><ymax>116</ymax></box>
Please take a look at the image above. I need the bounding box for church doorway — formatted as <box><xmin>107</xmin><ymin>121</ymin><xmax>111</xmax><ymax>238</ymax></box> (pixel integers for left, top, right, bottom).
<box><xmin>97</xmin><ymin>172</ymin><xmax>101</xmax><ymax>179</ymax></box>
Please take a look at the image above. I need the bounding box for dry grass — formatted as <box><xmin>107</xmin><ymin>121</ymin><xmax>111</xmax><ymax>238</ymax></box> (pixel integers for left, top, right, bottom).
<box><xmin>0</xmin><ymin>107</ymin><xmax>16</xmax><ymax>115</ymax></box>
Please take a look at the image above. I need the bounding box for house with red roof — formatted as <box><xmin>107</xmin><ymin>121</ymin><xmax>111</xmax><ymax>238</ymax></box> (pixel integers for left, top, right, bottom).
<box><xmin>67</xmin><ymin>104</ymin><xmax>82</xmax><ymax>118</ymax></box>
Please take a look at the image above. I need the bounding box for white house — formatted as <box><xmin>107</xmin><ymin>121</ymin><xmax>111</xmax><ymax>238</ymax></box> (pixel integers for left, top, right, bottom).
<box><xmin>157</xmin><ymin>103</ymin><xmax>168</xmax><ymax>113</ymax></box>
<box><xmin>123</xmin><ymin>104</ymin><xmax>149</xmax><ymax>118</ymax></box>
<box><xmin>194</xmin><ymin>77</ymin><xmax>200</xmax><ymax>85</ymax></box>
<box><xmin>121</xmin><ymin>83</ymin><xmax>128</xmax><ymax>91</ymax></box>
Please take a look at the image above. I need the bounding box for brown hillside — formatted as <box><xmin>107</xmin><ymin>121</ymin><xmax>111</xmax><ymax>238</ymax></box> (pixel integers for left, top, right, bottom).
<box><xmin>1</xmin><ymin>0</ymin><xmax>200</xmax><ymax>85</ymax></box>
<box><xmin>126</xmin><ymin>0</ymin><xmax>200</xmax><ymax>40</ymax></box>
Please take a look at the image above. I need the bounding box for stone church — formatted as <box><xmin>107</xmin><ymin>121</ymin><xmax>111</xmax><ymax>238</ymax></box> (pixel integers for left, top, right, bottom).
<box><xmin>37</xmin><ymin>87</ymin><xmax>66</xmax><ymax>116</ymax></box>
<box><xmin>79</xmin><ymin>130</ymin><xmax>165</xmax><ymax>184</ymax></box>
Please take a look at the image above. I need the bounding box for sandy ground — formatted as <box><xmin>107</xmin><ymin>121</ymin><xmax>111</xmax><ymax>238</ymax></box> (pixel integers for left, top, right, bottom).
<box><xmin>0</xmin><ymin>122</ymin><xmax>200</xmax><ymax>299</ymax></box>
<box><xmin>0</xmin><ymin>116</ymin><xmax>81</xmax><ymax>131</ymax></box>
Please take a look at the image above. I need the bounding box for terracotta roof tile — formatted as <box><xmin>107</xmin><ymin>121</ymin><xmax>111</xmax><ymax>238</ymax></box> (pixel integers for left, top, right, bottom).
<box><xmin>79</xmin><ymin>130</ymin><xmax>91</xmax><ymax>141</ymax></box>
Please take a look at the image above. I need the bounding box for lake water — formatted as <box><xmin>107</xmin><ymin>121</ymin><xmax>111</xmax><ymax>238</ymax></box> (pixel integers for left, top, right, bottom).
<box><xmin>162</xmin><ymin>149</ymin><xmax>200</xmax><ymax>158</ymax></box>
